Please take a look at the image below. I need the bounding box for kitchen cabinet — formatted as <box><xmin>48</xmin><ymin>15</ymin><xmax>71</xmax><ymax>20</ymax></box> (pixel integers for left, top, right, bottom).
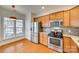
<box><xmin>71</xmin><ymin>40</ymin><xmax>78</xmax><ymax>53</ymax></box>
<box><xmin>64</xmin><ymin>10</ymin><xmax>70</xmax><ymax>26</ymax></box>
<box><xmin>36</xmin><ymin>6</ymin><xmax>79</xmax><ymax>27</ymax></box>
<box><xmin>49</xmin><ymin>11</ymin><xmax>64</xmax><ymax>20</ymax></box>
<box><xmin>42</xmin><ymin>32</ymin><xmax>48</xmax><ymax>46</ymax></box>
<box><xmin>39</xmin><ymin>32</ymin><xmax>48</xmax><ymax>46</ymax></box>
<box><xmin>55</xmin><ymin>11</ymin><xmax>64</xmax><ymax>19</ymax></box>
<box><xmin>39</xmin><ymin>32</ymin><xmax>43</xmax><ymax>44</ymax></box>
<box><xmin>63</xmin><ymin>37</ymin><xmax>71</xmax><ymax>53</ymax></box>
<box><xmin>38</xmin><ymin>15</ymin><xmax>49</xmax><ymax>27</ymax></box>
<box><xmin>44</xmin><ymin>15</ymin><xmax>49</xmax><ymax>26</ymax></box>
<box><xmin>38</xmin><ymin>17</ymin><xmax>42</xmax><ymax>22</ymax></box>
<box><xmin>38</xmin><ymin>16</ymin><xmax>44</xmax><ymax>27</ymax></box>
<box><xmin>49</xmin><ymin>13</ymin><xmax>56</xmax><ymax>20</ymax></box>
<box><xmin>64</xmin><ymin>36</ymin><xmax>79</xmax><ymax>53</ymax></box>
<box><xmin>33</xmin><ymin>18</ymin><xmax>38</xmax><ymax>22</ymax></box>
<box><xmin>70</xmin><ymin>6</ymin><xmax>79</xmax><ymax>27</ymax></box>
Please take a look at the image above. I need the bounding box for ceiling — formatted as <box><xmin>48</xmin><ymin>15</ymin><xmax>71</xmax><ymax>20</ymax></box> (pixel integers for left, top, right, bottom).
<box><xmin>0</xmin><ymin>5</ymin><xmax>76</xmax><ymax>16</ymax></box>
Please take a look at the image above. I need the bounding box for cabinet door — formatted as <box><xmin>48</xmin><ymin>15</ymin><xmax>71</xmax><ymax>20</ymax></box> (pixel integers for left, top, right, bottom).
<box><xmin>55</xmin><ymin>11</ymin><xmax>64</xmax><ymax>19</ymax></box>
<box><xmin>64</xmin><ymin>10</ymin><xmax>70</xmax><ymax>26</ymax></box>
<box><xmin>41</xmin><ymin>16</ymin><xmax>45</xmax><ymax>27</ymax></box>
<box><xmin>64</xmin><ymin>37</ymin><xmax>71</xmax><ymax>53</ymax></box>
<box><xmin>38</xmin><ymin>17</ymin><xmax>41</xmax><ymax>22</ymax></box>
<box><xmin>49</xmin><ymin>13</ymin><xmax>56</xmax><ymax>20</ymax></box>
<box><xmin>44</xmin><ymin>15</ymin><xmax>49</xmax><ymax>26</ymax></box>
<box><xmin>39</xmin><ymin>32</ymin><xmax>48</xmax><ymax>46</ymax></box>
<box><xmin>39</xmin><ymin>32</ymin><xmax>43</xmax><ymax>44</ymax></box>
<box><xmin>71</xmin><ymin>40</ymin><xmax>78</xmax><ymax>53</ymax></box>
<box><xmin>42</xmin><ymin>32</ymin><xmax>48</xmax><ymax>46</ymax></box>
<box><xmin>70</xmin><ymin>6</ymin><xmax>79</xmax><ymax>27</ymax></box>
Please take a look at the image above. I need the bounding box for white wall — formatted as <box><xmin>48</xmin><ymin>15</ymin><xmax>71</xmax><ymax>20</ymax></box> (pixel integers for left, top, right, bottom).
<box><xmin>0</xmin><ymin>7</ymin><xmax>25</xmax><ymax>20</ymax></box>
<box><xmin>0</xmin><ymin>17</ymin><xmax>1</xmax><ymax>41</ymax></box>
<box><xmin>25</xmin><ymin>11</ymin><xmax>32</xmax><ymax>41</ymax></box>
<box><xmin>25</xmin><ymin>11</ymin><xmax>36</xmax><ymax>41</ymax></box>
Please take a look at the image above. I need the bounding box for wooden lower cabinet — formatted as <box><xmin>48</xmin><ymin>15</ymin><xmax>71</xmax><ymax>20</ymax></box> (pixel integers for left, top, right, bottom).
<box><xmin>39</xmin><ymin>32</ymin><xmax>44</xmax><ymax>44</ymax></box>
<box><xmin>63</xmin><ymin>37</ymin><xmax>71</xmax><ymax>53</ymax></box>
<box><xmin>71</xmin><ymin>40</ymin><xmax>78</xmax><ymax>53</ymax></box>
<box><xmin>43</xmin><ymin>33</ymin><xmax>48</xmax><ymax>46</ymax></box>
<box><xmin>63</xmin><ymin>36</ymin><xmax>79</xmax><ymax>53</ymax></box>
<box><xmin>39</xmin><ymin>32</ymin><xmax>48</xmax><ymax>46</ymax></box>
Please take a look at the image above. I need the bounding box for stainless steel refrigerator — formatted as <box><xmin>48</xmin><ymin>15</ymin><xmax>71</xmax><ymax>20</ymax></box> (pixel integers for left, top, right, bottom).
<box><xmin>31</xmin><ymin>22</ymin><xmax>39</xmax><ymax>43</ymax></box>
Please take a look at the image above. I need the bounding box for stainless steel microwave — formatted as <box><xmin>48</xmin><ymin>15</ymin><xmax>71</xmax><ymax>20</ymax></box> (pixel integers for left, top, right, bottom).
<box><xmin>49</xmin><ymin>20</ymin><xmax>63</xmax><ymax>27</ymax></box>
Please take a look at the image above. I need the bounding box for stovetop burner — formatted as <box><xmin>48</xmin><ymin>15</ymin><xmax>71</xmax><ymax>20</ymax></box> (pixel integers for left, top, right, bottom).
<box><xmin>48</xmin><ymin>31</ymin><xmax>63</xmax><ymax>38</ymax></box>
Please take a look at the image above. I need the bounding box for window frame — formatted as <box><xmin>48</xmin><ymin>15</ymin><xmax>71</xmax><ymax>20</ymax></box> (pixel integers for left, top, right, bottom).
<box><xmin>1</xmin><ymin>17</ymin><xmax>25</xmax><ymax>40</ymax></box>
<box><xmin>15</xmin><ymin>19</ymin><xmax>24</xmax><ymax>37</ymax></box>
<box><xmin>3</xmin><ymin>17</ymin><xmax>15</xmax><ymax>40</ymax></box>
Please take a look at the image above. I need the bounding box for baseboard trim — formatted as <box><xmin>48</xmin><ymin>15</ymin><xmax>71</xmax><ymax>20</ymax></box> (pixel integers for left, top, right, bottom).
<box><xmin>0</xmin><ymin>37</ymin><xmax>25</xmax><ymax>46</ymax></box>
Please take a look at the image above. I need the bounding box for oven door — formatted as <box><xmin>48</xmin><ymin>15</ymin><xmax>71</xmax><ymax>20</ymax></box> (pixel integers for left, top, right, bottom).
<box><xmin>48</xmin><ymin>37</ymin><xmax>63</xmax><ymax>52</ymax></box>
<box><xmin>48</xmin><ymin>37</ymin><xmax>62</xmax><ymax>46</ymax></box>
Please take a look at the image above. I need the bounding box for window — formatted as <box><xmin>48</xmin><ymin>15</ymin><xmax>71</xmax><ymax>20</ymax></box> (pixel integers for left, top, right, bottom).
<box><xmin>16</xmin><ymin>20</ymin><xmax>24</xmax><ymax>36</ymax></box>
<box><xmin>3</xmin><ymin>17</ymin><xmax>15</xmax><ymax>39</ymax></box>
<box><xmin>3</xmin><ymin>17</ymin><xmax>24</xmax><ymax>40</ymax></box>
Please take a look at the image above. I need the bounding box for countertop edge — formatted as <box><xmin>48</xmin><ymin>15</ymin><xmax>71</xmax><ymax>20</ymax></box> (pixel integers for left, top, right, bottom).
<box><xmin>63</xmin><ymin>34</ymin><xmax>79</xmax><ymax>47</ymax></box>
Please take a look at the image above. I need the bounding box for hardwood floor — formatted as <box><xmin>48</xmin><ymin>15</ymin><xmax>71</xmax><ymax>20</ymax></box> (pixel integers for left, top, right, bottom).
<box><xmin>0</xmin><ymin>39</ymin><xmax>57</xmax><ymax>53</ymax></box>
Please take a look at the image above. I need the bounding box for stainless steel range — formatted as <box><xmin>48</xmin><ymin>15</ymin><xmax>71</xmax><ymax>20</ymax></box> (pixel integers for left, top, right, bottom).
<box><xmin>48</xmin><ymin>29</ymin><xmax>63</xmax><ymax>52</ymax></box>
<box><xmin>48</xmin><ymin>19</ymin><xmax>63</xmax><ymax>52</ymax></box>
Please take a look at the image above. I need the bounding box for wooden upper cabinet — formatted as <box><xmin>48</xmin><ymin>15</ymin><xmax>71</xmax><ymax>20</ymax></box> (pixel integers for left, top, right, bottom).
<box><xmin>43</xmin><ymin>15</ymin><xmax>49</xmax><ymax>26</ymax></box>
<box><xmin>63</xmin><ymin>37</ymin><xmax>71</xmax><ymax>53</ymax></box>
<box><xmin>39</xmin><ymin>16</ymin><xmax>45</xmax><ymax>27</ymax></box>
<box><xmin>49</xmin><ymin>11</ymin><xmax>64</xmax><ymax>20</ymax></box>
<box><xmin>70</xmin><ymin>6</ymin><xmax>79</xmax><ymax>27</ymax></box>
<box><xmin>39</xmin><ymin>15</ymin><xmax>49</xmax><ymax>27</ymax></box>
<box><xmin>64</xmin><ymin>10</ymin><xmax>70</xmax><ymax>26</ymax></box>
<box><xmin>33</xmin><ymin>18</ymin><xmax>38</xmax><ymax>22</ymax></box>
<box><xmin>38</xmin><ymin>17</ymin><xmax>41</xmax><ymax>22</ymax></box>
<box><xmin>49</xmin><ymin>13</ymin><xmax>56</xmax><ymax>20</ymax></box>
<box><xmin>55</xmin><ymin>11</ymin><xmax>64</xmax><ymax>19</ymax></box>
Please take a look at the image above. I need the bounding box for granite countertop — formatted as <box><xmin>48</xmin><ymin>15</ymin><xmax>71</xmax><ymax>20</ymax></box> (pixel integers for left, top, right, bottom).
<box><xmin>63</xmin><ymin>34</ymin><xmax>79</xmax><ymax>47</ymax></box>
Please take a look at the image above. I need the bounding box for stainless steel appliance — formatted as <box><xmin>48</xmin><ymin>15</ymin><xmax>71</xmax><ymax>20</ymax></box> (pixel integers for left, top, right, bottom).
<box><xmin>31</xmin><ymin>22</ymin><xmax>39</xmax><ymax>43</ymax></box>
<box><xmin>48</xmin><ymin>20</ymin><xmax>63</xmax><ymax>52</ymax></box>
<box><xmin>48</xmin><ymin>29</ymin><xmax>63</xmax><ymax>52</ymax></box>
<box><xmin>49</xmin><ymin>20</ymin><xmax>63</xmax><ymax>27</ymax></box>
<box><xmin>31</xmin><ymin>22</ymin><xmax>42</xmax><ymax>43</ymax></box>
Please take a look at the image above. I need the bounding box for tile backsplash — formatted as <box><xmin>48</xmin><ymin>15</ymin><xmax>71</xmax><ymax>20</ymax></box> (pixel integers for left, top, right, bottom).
<box><xmin>63</xmin><ymin>27</ymin><xmax>79</xmax><ymax>36</ymax></box>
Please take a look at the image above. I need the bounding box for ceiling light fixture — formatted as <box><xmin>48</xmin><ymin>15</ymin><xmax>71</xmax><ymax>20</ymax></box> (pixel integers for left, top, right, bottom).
<box><xmin>10</xmin><ymin>5</ymin><xmax>16</xmax><ymax>20</ymax></box>
<box><xmin>12</xmin><ymin>5</ymin><xmax>15</xmax><ymax>8</ymax></box>
<box><xmin>41</xmin><ymin>6</ymin><xmax>45</xmax><ymax>9</ymax></box>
